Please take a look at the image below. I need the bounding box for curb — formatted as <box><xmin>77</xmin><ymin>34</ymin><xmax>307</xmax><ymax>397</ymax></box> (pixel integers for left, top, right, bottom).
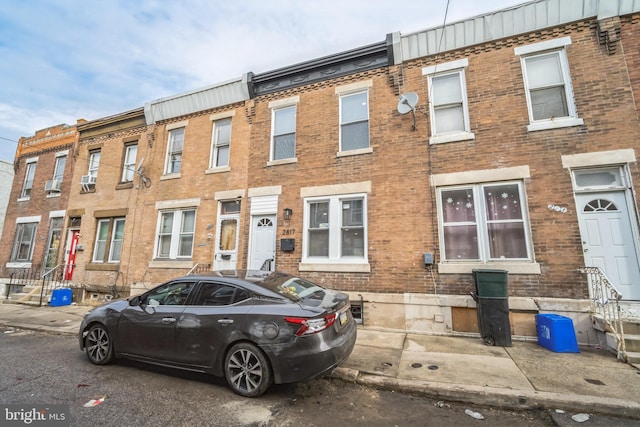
<box><xmin>330</xmin><ymin>367</ymin><xmax>640</xmax><ymax>419</ymax></box>
<box><xmin>0</xmin><ymin>321</ymin><xmax>78</xmax><ymax>337</ymax></box>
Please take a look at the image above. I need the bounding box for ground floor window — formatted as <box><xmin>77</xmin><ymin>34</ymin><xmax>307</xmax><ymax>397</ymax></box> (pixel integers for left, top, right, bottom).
<box><xmin>438</xmin><ymin>181</ymin><xmax>531</xmax><ymax>262</ymax></box>
<box><xmin>93</xmin><ymin>218</ymin><xmax>125</xmax><ymax>263</ymax></box>
<box><xmin>304</xmin><ymin>194</ymin><xmax>367</xmax><ymax>262</ymax></box>
<box><xmin>11</xmin><ymin>222</ymin><xmax>38</xmax><ymax>262</ymax></box>
<box><xmin>156</xmin><ymin>209</ymin><xmax>195</xmax><ymax>259</ymax></box>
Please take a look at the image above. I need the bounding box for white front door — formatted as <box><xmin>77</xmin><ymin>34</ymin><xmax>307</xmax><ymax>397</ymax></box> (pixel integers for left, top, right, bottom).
<box><xmin>214</xmin><ymin>214</ymin><xmax>239</xmax><ymax>270</ymax></box>
<box><xmin>576</xmin><ymin>191</ymin><xmax>640</xmax><ymax>300</ymax></box>
<box><xmin>249</xmin><ymin>215</ymin><xmax>276</xmax><ymax>271</ymax></box>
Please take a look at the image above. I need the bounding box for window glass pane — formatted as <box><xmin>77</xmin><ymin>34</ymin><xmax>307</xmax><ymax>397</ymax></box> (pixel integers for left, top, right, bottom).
<box><xmin>219</xmin><ymin>219</ymin><xmax>237</xmax><ymax>251</ymax></box>
<box><xmin>530</xmin><ymin>87</ymin><xmax>568</xmax><ymax>120</ymax></box>
<box><xmin>341</xmin><ymin>228</ymin><xmax>364</xmax><ymax>256</ymax></box>
<box><xmin>178</xmin><ymin>235</ymin><xmax>193</xmax><ymax>256</ymax></box>
<box><xmin>341</xmin><ymin>92</ymin><xmax>368</xmax><ymax>123</ymax></box>
<box><xmin>341</xmin><ymin>122</ymin><xmax>369</xmax><ymax>151</ymax></box>
<box><xmin>342</xmin><ymin>199</ymin><xmax>363</xmax><ymax>226</ymax></box>
<box><xmin>97</xmin><ymin>221</ymin><xmax>109</xmax><ymax>240</ymax></box>
<box><xmin>574</xmin><ymin>168</ymin><xmax>623</xmax><ymax>188</ymax></box>
<box><xmin>273</xmin><ymin>134</ymin><xmax>295</xmax><ymax>160</ymax></box>
<box><xmin>221</xmin><ymin>201</ymin><xmax>240</xmax><ymax>214</ymax></box>
<box><xmin>441</xmin><ymin>189</ymin><xmax>475</xmax><ymax>223</ymax></box>
<box><xmin>526</xmin><ymin>53</ymin><xmax>563</xmax><ymax>88</ymax></box>
<box><xmin>158</xmin><ymin>236</ymin><xmax>171</xmax><ymax>257</ymax></box>
<box><xmin>274</xmin><ymin>107</ymin><xmax>296</xmax><ymax>134</ymax></box>
<box><xmin>443</xmin><ymin>225</ymin><xmax>479</xmax><ymax>260</ymax></box>
<box><xmin>54</xmin><ymin>156</ymin><xmax>66</xmax><ymax>181</ymax></box>
<box><xmin>181</xmin><ymin>211</ymin><xmax>195</xmax><ymax>233</ymax></box>
<box><xmin>12</xmin><ymin>223</ymin><xmax>37</xmax><ymax>261</ymax></box>
<box><xmin>94</xmin><ymin>241</ymin><xmax>106</xmax><ymax>262</ymax></box>
<box><xmin>170</xmin><ymin>128</ymin><xmax>185</xmax><ymax>151</ymax></box>
<box><xmin>216</xmin><ymin>146</ymin><xmax>229</xmax><ymax>167</ymax></box>
<box><xmin>308</xmin><ymin>229</ymin><xmax>329</xmax><ymax>256</ymax></box>
<box><xmin>484</xmin><ymin>184</ymin><xmax>523</xmax><ymax>221</ymax></box>
<box><xmin>432</xmin><ymin>73</ymin><xmax>462</xmax><ymax>105</ymax></box>
<box><xmin>434</xmin><ymin>105</ymin><xmax>465</xmax><ymax>133</ymax></box>
<box><xmin>160</xmin><ymin>212</ymin><xmax>173</xmax><ymax>233</ymax></box>
<box><xmin>487</xmin><ymin>223</ymin><xmax>528</xmax><ymax>259</ymax></box>
<box><xmin>309</xmin><ymin>202</ymin><xmax>329</xmax><ymax>228</ymax></box>
<box><xmin>88</xmin><ymin>151</ymin><xmax>101</xmax><ymax>175</ymax></box>
<box><xmin>214</xmin><ymin>119</ymin><xmax>231</xmax><ymax>144</ymax></box>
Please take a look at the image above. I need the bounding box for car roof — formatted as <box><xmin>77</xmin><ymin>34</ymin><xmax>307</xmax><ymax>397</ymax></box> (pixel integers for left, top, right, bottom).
<box><xmin>177</xmin><ymin>270</ymin><xmax>292</xmax><ymax>298</ymax></box>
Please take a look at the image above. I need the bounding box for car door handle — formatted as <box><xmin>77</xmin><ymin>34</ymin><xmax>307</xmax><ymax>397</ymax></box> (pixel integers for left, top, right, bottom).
<box><xmin>218</xmin><ymin>319</ymin><xmax>234</xmax><ymax>325</ymax></box>
<box><xmin>162</xmin><ymin>317</ymin><xmax>177</xmax><ymax>324</ymax></box>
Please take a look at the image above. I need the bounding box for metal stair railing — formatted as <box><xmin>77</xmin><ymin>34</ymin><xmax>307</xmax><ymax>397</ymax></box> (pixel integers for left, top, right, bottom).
<box><xmin>579</xmin><ymin>266</ymin><xmax>626</xmax><ymax>361</ymax></box>
<box><xmin>187</xmin><ymin>263</ymin><xmax>212</xmax><ymax>275</ymax></box>
<box><xmin>38</xmin><ymin>264</ymin><xmax>72</xmax><ymax>307</ymax></box>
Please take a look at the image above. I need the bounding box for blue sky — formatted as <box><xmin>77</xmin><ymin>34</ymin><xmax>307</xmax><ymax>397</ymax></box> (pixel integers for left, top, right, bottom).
<box><xmin>0</xmin><ymin>0</ymin><xmax>523</xmax><ymax>164</ymax></box>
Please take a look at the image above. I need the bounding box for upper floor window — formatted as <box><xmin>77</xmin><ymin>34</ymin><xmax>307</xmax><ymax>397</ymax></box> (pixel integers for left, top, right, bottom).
<box><xmin>423</xmin><ymin>59</ymin><xmax>474</xmax><ymax>144</ymax></box>
<box><xmin>165</xmin><ymin>127</ymin><xmax>184</xmax><ymax>174</ymax></box>
<box><xmin>271</xmin><ymin>105</ymin><xmax>296</xmax><ymax>161</ymax></box>
<box><xmin>339</xmin><ymin>91</ymin><xmax>370</xmax><ymax>152</ymax></box>
<box><xmin>211</xmin><ymin>118</ymin><xmax>231</xmax><ymax>168</ymax></box>
<box><xmin>53</xmin><ymin>154</ymin><xmax>66</xmax><ymax>182</ymax></box>
<box><xmin>438</xmin><ymin>181</ymin><xmax>531</xmax><ymax>262</ymax></box>
<box><xmin>93</xmin><ymin>218</ymin><xmax>125</xmax><ymax>263</ymax></box>
<box><xmin>121</xmin><ymin>144</ymin><xmax>138</xmax><ymax>183</ymax></box>
<box><xmin>88</xmin><ymin>150</ymin><xmax>101</xmax><ymax>177</ymax></box>
<box><xmin>515</xmin><ymin>37</ymin><xmax>583</xmax><ymax>131</ymax></box>
<box><xmin>11</xmin><ymin>222</ymin><xmax>38</xmax><ymax>262</ymax></box>
<box><xmin>155</xmin><ymin>208</ymin><xmax>195</xmax><ymax>259</ymax></box>
<box><xmin>20</xmin><ymin>159</ymin><xmax>37</xmax><ymax>199</ymax></box>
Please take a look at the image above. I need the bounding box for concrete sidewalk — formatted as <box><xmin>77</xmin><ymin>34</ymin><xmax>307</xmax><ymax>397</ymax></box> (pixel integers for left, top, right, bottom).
<box><xmin>1</xmin><ymin>302</ymin><xmax>639</xmax><ymax>420</ymax></box>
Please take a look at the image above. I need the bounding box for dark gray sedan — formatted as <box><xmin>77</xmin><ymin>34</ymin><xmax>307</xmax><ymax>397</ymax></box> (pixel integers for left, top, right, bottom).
<box><xmin>78</xmin><ymin>270</ymin><xmax>357</xmax><ymax>397</ymax></box>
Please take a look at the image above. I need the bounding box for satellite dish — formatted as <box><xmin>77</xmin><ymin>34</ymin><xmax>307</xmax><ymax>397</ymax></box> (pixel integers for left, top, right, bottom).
<box><xmin>397</xmin><ymin>92</ymin><xmax>418</xmax><ymax>114</ymax></box>
<box><xmin>397</xmin><ymin>92</ymin><xmax>419</xmax><ymax>130</ymax></box>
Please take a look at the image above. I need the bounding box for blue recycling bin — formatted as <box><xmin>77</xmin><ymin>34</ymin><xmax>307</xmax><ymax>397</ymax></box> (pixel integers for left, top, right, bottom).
<box><xmin>50</xmin><ymin>288</ymin><xmax>72</xmax><ymax>307</ymax></box>
<box><xmin>536</xmin><ymin>314</ymin><xmax>579</xmax><ymax>353</ymax></box>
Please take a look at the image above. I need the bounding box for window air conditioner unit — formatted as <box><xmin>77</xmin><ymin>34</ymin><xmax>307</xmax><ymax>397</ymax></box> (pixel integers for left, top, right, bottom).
<box><xmin>45</xmin><ymin>179</ymin><xmax>62</xmax><ymax>192</ymax></box>
<box><xmin>80</xmin><ymin>175</ymin><xmax>97</xmax><ymax>185</ymax></box>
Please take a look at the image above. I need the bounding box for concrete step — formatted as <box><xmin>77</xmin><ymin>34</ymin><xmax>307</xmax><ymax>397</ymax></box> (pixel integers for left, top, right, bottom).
<box><xmin>623</xmin><ymin>334</ymin><xmax>640</xmax><ymax>353</ymax></box>
<box><xmin>622</xmin><ymin>319</ymin><xmax>640</xmax><ymax>335</ymax></box>
<box><xmin>627</xmin><ymin>351</ymin><xmax>640</xmax><ymax>365</ymax></box>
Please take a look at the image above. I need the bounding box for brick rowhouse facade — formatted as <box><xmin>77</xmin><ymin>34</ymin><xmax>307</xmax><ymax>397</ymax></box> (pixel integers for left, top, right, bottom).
<box><xmin>2</xmin><ymin>1</ymin><xmax>639</xmax><ymax>342</ymax></box>
<box><xmin>0</xmin><ymin>120</ymin><xmax>84</xmax><ymax>279</ymax></box>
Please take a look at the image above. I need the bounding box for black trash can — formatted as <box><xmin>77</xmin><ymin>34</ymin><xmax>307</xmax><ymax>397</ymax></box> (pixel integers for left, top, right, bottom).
<box><xmin>472</xmin><ymin>269</ymin><xmax>511</xmax><ymax>347</ymax></box>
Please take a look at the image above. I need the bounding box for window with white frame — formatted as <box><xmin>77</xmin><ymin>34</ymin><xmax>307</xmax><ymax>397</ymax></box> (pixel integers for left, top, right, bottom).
<box><xmin>423</xmin><ymin>59</ymin><xmax>474</xmax><ymax>144</ymax></box>
<box><xmin>304</xmin><ymin>194</ymin><xmax>367</xmax><ymax>261</ymax></box>
<box><xmin>155</xmin><ymin>209</ymin><xmax>195</xmax><ymax>259</ymax></box>
<box><xmin>165</xmin><ymin>127</ymin><xmax>184</xmax><ymax>174</ymax></box>
<box><xmin>515</xmin><ymin>37</ymin><xmax>583</xmax><ymax>131</ymax></box>
<box><xmin>93</xmin><ymin>218</ymin><xmax>125</xmax><ymax>263</ymax></box>
<box><xmin>121</xmin><ymin>144</ymin><xmax>138</xmax><ymax>182</ymax></box>
<box><xmin>211</xmin><ymin>118</ymin><xmax>231</xmax><ymax>168</ymax></box>
<box><xmin>272</xmin><ymin>105</ymin><xmax>296</xmax><ymax>161</ymax></box>
<box><xmin>53</xmin><ymin>154</ymin><xmax>66</xmax><ymax>182</ymax></box>
<box><xmin>438</xmin><ymin>182</ymin><xmax>531</xmax><ymax>262</ymax></box>
<box><xmin>11</xmin><ymin>222</ymin><xmax>38</xmax><ymax>262</ymax></box>
<box><xmin>20</xmin><ymin>159</ymin><xmax>37</xmax><ymax>199</ymax></box>
<box><xmin>340</xmin><ymin>91</ymin><xmax>370</xmax><ymax>151</ymax></box>
<box><xmin>88</xmin><ymin>150</ymin><xmax>101</xmax><ymax>177</ymax></box>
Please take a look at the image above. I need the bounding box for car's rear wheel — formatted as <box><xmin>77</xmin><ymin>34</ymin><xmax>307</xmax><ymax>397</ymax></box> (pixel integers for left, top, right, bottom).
<box><xmin>85</xmin><ymin>324</ymin><xmax>114</xmax><ymax>365</ymax></box>
<box><xmin>224</xmin><ymin>342</ymin><xmax>273</xmax><ymax>397</ymax></box>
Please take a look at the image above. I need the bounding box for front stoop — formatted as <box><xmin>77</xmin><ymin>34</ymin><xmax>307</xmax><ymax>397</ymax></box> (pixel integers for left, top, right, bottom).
<box><xmin>604</xmin><ymin>318</ymin><xmax>640</xmax><ymax>366</ymax></box>
<box><xmin>2</xmin><ymin>286</ymin><xmax>46</xmax><ymax>306</ymax></box>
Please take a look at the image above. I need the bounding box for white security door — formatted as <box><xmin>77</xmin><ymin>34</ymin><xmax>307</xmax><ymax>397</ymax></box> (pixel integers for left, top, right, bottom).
<box><xmin>249</xmin><ymin>215</ymin><xmax>276</xmax><ymax>270</ymax></box>
<box><xmin>576</xmin><ymin>191</ymin><xmax>640</xmax><ymax>300</ymax></box>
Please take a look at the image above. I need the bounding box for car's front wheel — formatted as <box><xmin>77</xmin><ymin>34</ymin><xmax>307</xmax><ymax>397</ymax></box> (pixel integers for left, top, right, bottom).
<box><xmin>85</xmin><ymin>324</ymin><xmax>114</xmax><ymax>365</ymax></box>
<box><xmin>224</xmin><ymin>342</ymin><xmax>273</xmax><ymax>397</ymax></box>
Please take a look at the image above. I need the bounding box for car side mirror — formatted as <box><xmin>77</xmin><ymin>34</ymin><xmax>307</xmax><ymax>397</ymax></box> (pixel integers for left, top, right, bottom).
<box><xmin>129</xmin><ymin>296</ymin><xmax>140</xmax><ymax>306</ymax></box>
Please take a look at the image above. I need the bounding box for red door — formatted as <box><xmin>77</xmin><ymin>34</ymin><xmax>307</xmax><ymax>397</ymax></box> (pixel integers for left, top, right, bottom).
<box><xmin>64</xmin><ymin>231</ymin><xmax>79</xmax><ymax>280</ymax></box>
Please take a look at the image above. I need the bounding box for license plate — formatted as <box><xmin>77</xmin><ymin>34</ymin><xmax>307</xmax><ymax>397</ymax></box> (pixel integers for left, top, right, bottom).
<box><xmin>339</xmin><ymin>310</ymin><xmax>348</xmax><ymax>326</ymax></box>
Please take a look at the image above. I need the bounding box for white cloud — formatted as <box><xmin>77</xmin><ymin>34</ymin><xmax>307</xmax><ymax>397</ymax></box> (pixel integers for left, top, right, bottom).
<box><xmin>0</xmin><ymin>0</ymin><xmax>524</xmax><ymax>162</ymax></box>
